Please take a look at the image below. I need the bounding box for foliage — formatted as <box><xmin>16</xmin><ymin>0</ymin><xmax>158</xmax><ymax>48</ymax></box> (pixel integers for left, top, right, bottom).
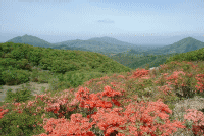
<box><xmin>4</xmin><ymin>87</ymin><xmax>33</xmax><ymax>104</ymax></box>
<box><xmin>2</xmin><ymin>67</ymin><xmax>30</xmax><ymax>85</ymax></box>
<box><xmin>165</xmin><ymin>48</ymin><xmax>204</xmax><ymax>64</ymax></box>
<box><xmin>1</xmin><ymin>42</ymin><xmax>133</xmax><ymax>86</ymax></box>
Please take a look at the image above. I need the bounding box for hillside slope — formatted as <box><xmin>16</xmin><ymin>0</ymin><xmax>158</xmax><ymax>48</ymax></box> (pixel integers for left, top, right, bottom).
<box><xmin>1</xmin><ymin>42</ymin><xmax>134</xmax><ymax>86</ymax></box>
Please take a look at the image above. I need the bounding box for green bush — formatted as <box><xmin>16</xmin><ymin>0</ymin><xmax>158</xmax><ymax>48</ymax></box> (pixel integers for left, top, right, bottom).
<box><xmin>0</xmin><ymin>65</ymin><xmax>6</xmax><ymax>85</ymax></box>
<box><xmin>10</xmin><ymin>48</ymin><xmax>26</xmax><ymax>61</ymax></box>
<box><xmin>27</xmin><ymin>49</ymin><xmax>43</xmax><ymax>66</ymax></box>
<box><xmin>4</xmin><ymin>87</ymin><xmax>33</xmax><ymax>104</ymax></box>
<box><xmin>2</xmin><ymin>58</ymin><xmax>17</xmax><ymax>68</ymax></box>
<box><xmin>2</xmin><ymin>68</ymin><xmax>30</xmax><ymax>85</ymax></box>
<box><xmin>4</xmin><ymin>52</ymin><xmax>14</xmax><ymax>58</ymax></box>
<box><xmin>16</xmin><ymin>59</ymin><xmax>31</xmax><ymax>70</ymax></box>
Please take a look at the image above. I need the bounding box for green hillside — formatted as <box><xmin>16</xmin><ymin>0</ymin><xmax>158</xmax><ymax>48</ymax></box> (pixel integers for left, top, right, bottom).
<box><xmin>108</xmin><ymin>50</ymin><xmax>180</xmax><ymax>70</ymax></box>
<box><xmin>164</xmin><ymin>47</ymin><xmax>204</xmax><ymax>64</ymax></box>
<box><xmin>1</xmin><ymin>42</ymin><xmax>133</xmax><ymax>87</ymax></box>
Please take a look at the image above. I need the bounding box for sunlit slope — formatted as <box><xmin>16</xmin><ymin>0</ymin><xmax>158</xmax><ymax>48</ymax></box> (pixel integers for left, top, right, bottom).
<box><xmin>1</xmin><ymin>42</ymin><xmax>134</xmax><ymax>84</ymax></box>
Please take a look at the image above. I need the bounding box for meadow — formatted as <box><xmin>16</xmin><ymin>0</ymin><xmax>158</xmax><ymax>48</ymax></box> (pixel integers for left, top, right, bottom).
<box><xmin>0</xmin><ymin>42</ymin><xmax>204</xmax><ymax>136</ymax></box>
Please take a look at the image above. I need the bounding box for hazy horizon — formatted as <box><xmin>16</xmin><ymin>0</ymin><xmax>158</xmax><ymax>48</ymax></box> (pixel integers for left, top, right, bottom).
<box><xmin>1</xmin><ymin>0</ymin><xmax>204</xmax><ymax>47</ymax></box>
<box><xmin>1</xmin><ymin>33</ymin><xmax>204</xmax><ymax>48</ymax></box>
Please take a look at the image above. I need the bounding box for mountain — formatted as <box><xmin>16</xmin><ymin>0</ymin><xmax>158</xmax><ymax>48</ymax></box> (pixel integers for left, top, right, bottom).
<box><xmin>128</xmin><ymin>37</ymin><xmax>204</xmax><ymax>56</ymax></box>
<box><xmin>53</xmin><ymin>39</ymin><xmax>132</xmax><ymax>49</ymax></box>
<box><xmin>50</xmin><ymin>37</ymin><xmax>144</xmax><ymax>54</ymax></box>
<box><xmin>161</xmin><ymin>37</ymin><xmax>204</xmax><ymax>54</ymax></box>
<box><xmin>53</xmin><ymin>37</ymin><xmax>137</xmax><ymax>48</ymax></box>
<box><xmin>87</xmin><ymin>36</ymin><xmax>137</xmax><ymax>47</ymax></box>
<box><xmin>6</xmin><ymin>34</ymin><xmax>54</xmax><ymax>48</ymax></box>
<box><xmin>89</xmin><ymin>37</ymin><xmax>165</xmax><ymax>50</ymax></box>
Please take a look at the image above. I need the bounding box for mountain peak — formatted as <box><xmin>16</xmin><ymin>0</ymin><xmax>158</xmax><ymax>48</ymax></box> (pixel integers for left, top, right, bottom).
<box><xmin>6</xmin><ymin>34</ymin><xmax>51</xmax><ymax>48</ymax></box>
<box><xmin>162</xmin><ymin>36</ymin><xmax>204</xmax><ymax>54</ymax></box>
<box><xmin>22</xmin><ymin>34</ymin><xmax>29</xmax><ymax>37</ymax></box>
<box><xmin>187</xmin><ymin>36</ymin><xmax>193</xmax><ymax>38</ymax></box>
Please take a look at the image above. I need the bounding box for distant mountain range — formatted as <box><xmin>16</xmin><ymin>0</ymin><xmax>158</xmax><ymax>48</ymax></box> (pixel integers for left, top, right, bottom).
<box><xmin>5</xmin><ymin>34</ymin><xmax>204</xmax><ymax>57</ymax></box>
<box><xmin>5</xmin><ymin>34</ymin><xmax>153</xmax><ymax>54</ymax></box>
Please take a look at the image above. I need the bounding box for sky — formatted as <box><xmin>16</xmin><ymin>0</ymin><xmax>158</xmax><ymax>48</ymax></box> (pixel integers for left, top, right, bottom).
<box><xmin>1</xmin><ymin>0</ymin><xmax>204</xmax><ymax>47</ymax></box>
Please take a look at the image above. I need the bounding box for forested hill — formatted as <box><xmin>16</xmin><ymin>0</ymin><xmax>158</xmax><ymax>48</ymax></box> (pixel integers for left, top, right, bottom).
<box><xmin>1</xmin><ymin>42</ymin><xmax>133</xmax><ymax>86</ymax></box>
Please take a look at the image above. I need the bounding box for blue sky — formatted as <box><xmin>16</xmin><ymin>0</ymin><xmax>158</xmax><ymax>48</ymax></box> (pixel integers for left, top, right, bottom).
<box><xmin>1</xmin><ymin>0</ymin><xmax>204</xmax><ymax>46</ymax></box>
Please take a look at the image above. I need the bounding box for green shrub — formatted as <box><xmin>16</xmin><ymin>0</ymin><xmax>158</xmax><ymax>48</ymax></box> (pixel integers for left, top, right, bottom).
<box><xmin>2</xmin><ymin>58</ymin><xmax>17</xmax><ymax>68</ymax></box>
<box><xmin>27</xmin><ymin>49</ymin><xmax>43</xmax><ymax>66</ymax></box>
<box><xmin>15</xmin><ymin>59</ymin><xmax>31</xmax><ymax>70</ymax></box>
<box><xmin>4</xmin><ymin>87</ymin><xmax>33</xmax><ymax>104</ymax></box>
<box><xmin>2</xmin><ymin>68</ymin><xmax>30</xmax><ymax>85</ymax></box>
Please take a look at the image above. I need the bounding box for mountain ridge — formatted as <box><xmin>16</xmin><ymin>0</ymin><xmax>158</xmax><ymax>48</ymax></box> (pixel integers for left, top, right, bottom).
<box><xmin>5</xmin><ymin>34</ymin><xmax>204</xmax><ymax>56</ymax></box>
<box><xmin>87</xmin><ymin>36</ymin><xmax>137</xmax><ymax>46</ymax></box>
